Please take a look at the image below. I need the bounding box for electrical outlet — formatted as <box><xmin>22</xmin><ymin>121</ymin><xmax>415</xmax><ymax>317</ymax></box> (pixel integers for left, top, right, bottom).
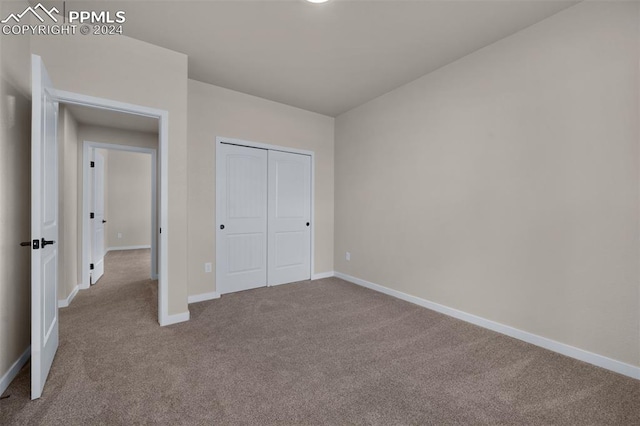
<box><xmin>117</xmin><ymin>232</ymin><xmax>122</xmax><ymax>239</ymax></box>
<box><xmin>204</xmin><ymin>262</ymin><xmax>212</xmax><ymax>273</ymax></box>
<box><xmin>346</xmin><ymin>252</ymin><xmax>351</xmax><ymax>261</ymax></box>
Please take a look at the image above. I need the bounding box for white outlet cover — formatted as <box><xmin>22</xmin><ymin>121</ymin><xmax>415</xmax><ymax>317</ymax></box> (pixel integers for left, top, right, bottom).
<box><xmin>346</xmin><ymin>252</ymin><xmax>351</xmax><ymax>261</ymax></box>
<box><xmin>205</xmin><ymin>263</ymin><xmax>212</xmax><ymax>273</ymax></box>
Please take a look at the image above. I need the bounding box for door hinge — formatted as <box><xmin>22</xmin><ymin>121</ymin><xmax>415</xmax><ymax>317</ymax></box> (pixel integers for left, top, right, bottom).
<box><xmin>159</xmin><ymin>228</ymin><xmax>162</xmax><ymax>234</ymax></box>
<box><xmin>32</xmin><ymin>239</ymin><xmax>40</xmax><ymax>250</ymax></box>
<box><xmin>90</xmin><ymin>212</ymin><xmax>95</xmax><ymax>219</ymax></box>
<box><xmin>90</xmin><ymin>263</ymin><xmax>94</xmax><ymax>270</ymax></box>
<box><xmin>90</xmin><ymin>161</ymin><xmax>95</xmax><ymax>168</ymax></box>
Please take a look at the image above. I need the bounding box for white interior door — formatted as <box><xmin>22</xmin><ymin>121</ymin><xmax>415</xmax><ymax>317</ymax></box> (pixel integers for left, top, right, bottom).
<box><xmin>31</xmin><ymin>54</ymin><xmax>59</xmax><ymax>400</ymax></box>
<box><xmin>216</xmin><ymin>143</ymin><xmax>268</xmax><ymax>294</ymax></box>
<box><xmin>91</xmin><ymin>151</ymin><xmax>106</xmax><ymax>283</ymax></box>
<box><xmin>267</xmin><ymin>150</ymin><xmax>311</xmax><ymax>286</ymax></box>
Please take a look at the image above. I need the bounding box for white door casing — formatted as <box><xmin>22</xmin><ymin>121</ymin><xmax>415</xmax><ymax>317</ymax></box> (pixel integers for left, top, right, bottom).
<box><xmin>267</xmin><ymin>150</ymin><xmax>311</xmax><ymax>286</ymax></box>
<box><xmin>31</xmin><ymin>54</ymin><xmax>59</xmax><ymax>400</ymax></box>
<box><xmin>91</xmin><ymin>150</ymin><xmax>106</xmax><ymax>283</ymax></box>
<box><xmin>81</xmin><ymin>142</ymin><xmax>159</xmax><ymax>289</ymax></box>
<box><xmin>216</xmin><ymin>143</ymin><xmax>268</xmax><ymax>294</ymax></box>
<box><xmin>48</xmin><ymin>90</ymin><xmax>169</xmax><ymax>326</ymax></box>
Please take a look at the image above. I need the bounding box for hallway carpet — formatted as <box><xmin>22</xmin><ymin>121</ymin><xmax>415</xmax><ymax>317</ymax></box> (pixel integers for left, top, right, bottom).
<box><xmin>1</xmin><ymin>249</ymin><xmax>639</xmax><ymax>425</ymax></box>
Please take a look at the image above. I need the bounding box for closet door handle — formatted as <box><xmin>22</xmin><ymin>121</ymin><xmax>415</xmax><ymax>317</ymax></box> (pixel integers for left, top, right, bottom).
<box><xmin>306</xmin><ymin>222</ymin><xmax>310</xmax><ymax>227</ymax></box>
<box><xmin>220</xmin><ymin>224</ymin><xmax>225</xmax><ymax>230</ymax></box>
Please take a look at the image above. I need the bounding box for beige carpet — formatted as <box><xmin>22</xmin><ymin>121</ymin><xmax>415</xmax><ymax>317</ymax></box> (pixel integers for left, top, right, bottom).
<box><xmin>1</xmin><ymin>249</ymin><xmax>639</xmax><ymax>425</ymax></box>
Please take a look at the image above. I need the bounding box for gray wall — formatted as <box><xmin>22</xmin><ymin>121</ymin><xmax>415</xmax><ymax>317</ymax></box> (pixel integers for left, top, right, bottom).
<box><xmin>334</xmin><ymin>1</ymin><xmax>639</xmax><ymax>366</ymax></box>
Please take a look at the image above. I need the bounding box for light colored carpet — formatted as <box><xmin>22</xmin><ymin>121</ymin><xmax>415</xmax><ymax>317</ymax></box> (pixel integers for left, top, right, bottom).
<box><xmin>1</xmin><ymin>249</ymin><xmax>639</xmax><ymax>425</ymax></box>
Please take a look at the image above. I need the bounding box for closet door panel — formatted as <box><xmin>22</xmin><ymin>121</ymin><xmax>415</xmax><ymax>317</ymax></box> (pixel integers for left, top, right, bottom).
<box><xmin>268</xmin><ymin>150</ymin><xmax>311</xmax><ymax>286</ymax></box>
<box><xmin>216</xmin><ymin>144</ymin><xmax>268</xmax><ymax>294</ymax></box>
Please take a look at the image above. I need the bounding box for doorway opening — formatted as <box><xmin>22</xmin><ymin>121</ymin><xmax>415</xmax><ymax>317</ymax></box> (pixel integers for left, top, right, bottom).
<box><xmin>53</xmin><ymin>90</ymin><xmax>170</xmax><ymax>326</ymax></box>
<box><xmin>81</xmin><ymin>142</ymin><xmax>158</xmax><ymax>287</ymax></box>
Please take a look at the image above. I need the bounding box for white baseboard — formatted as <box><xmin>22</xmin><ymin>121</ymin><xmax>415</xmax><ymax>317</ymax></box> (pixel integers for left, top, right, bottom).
<box><xmin>107</xmin><ymin>245</ymin><xmax>151</xmax><ymax>252</ymax></box>
<box><xmin>188</xmin><ymin>291</ymin><xmax>220</xmax><ymax>304</ymax></box>
<box><xmin>0</xmin><ymin>346</ymin><xmax>30</xmax><ymax>396</ymax></box>
<box><xmin>312</xmin><ymin>271</ymin><xmax>335</xmax><ymax>280</ymax></box>
<box><xmin>334</xmin><ymin>272</ymin><xmax>640</xmax><ymax>380</ymax></box>
<box><xmin>58</xmin><ymin>284</ymin><xmax>80</xmax><ymax>308</ymax></box>
<box><xmin>159</xmin><ymin>311</ymin><xmax>190</xmax><ymax>326</ymax></box>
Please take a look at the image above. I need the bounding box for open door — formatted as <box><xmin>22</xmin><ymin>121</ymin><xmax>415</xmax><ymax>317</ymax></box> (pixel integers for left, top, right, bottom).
<box><xmin>91</xmin><ymin>150</ymin><xmax>106</xmax><ymax>283</ymax></box>
<box><xmin>31</xmin><ymin>54</ymin><xmax>59</xmax><ymax>400</ymax></box>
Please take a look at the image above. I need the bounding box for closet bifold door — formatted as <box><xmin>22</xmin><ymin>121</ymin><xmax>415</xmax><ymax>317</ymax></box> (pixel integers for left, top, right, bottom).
<box><xmin>216</xmin><ymin>143</ymin><xmax>268</xmax><ymax>295</ymax></box>
<box><xmin>267</xmin><ymin>150</ymin><xmax>312</xmax><ymax>286</ymax></box>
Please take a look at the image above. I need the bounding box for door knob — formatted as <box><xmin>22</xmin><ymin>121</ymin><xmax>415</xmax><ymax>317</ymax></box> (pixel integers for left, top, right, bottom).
<box><xmin>306</xmin><ymin>222</ymin><xmax>310</xmax><ymax>227</ymax></box>
<box><xmin>220</xmin><ymin>224</ymin><xmax>225</xmax><ymax>230</ymax></box>
<box><xmin>41</xmin><ymin>238</ymin><xmax>56</xmax><ymax>247</ymax></box>
<box><xmin>102</xmin><ymin>220</ymin><xmax>107</xmax><ymax>224</ymax></box>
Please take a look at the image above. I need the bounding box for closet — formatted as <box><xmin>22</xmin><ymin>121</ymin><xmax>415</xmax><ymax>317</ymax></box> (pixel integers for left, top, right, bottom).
<box><xmin>215</xmin><ymin>140</ymin><xmax>312</xmax><ymax>295</ymax></box>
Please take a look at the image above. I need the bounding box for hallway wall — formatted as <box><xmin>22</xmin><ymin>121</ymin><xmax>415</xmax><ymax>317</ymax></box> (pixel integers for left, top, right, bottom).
<box><xmin>57</xmin><ymin>106</ymin><xmax>80</xmax><ymax>303</ymax></box>
<box><xmin>104</xmin><ymin>150</ymin><xmax>152</xmax><ymax>250</ymax></box>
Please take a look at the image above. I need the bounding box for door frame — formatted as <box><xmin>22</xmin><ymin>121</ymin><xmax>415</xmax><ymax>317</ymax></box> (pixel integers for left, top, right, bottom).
<box><xmin>89</xmin><ymin>148</ymin><xmax>107</xmax><ymax>283</ymax></box>
<box><xmin>81</xmin><ymin>141</ymin><xmax>158</xmax><ymax>286</ymax></box>
<box><xmin>215</xmin><ymin>136</ymin><xmax>315</xmax><ymax>288</ymax></box>
<box><xmin>55</xmin><ymin>89</ymin><xmax>170</xmax><ymax>326</ymax></box>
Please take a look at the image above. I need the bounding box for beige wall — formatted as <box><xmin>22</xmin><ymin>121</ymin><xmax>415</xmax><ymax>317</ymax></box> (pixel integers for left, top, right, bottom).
<box><xmin>31</xmin><ymin>34</ymin><xmax>189</xmax><ymax>316</ymax></box>
<box><xmin>57</xmin><ymin>106</ymin><xmax>80</xmax><ymax>302</ymax></box>
<box><xmin>78</xmin><ymin>125</ymin><xmax>158</xmax><ymax>152</ymax></box>
<box><xmin>104</xmin><ymin>150</ymin><xmax>152</xmax><ymax>249</ymax></box>
<box><xmin>187</xmin><ymin>80</ymin><xmax>335</xmax><ymax>297</ymax></box>
<box><xmin>335</xmin><ymin>1</ymin><xmax>639</xmax><ymax>366</ymax></box>
<box><xmin>0</xmin><ymin>1</ymin><xmax>31</xmax><ymax>384</ymax></box>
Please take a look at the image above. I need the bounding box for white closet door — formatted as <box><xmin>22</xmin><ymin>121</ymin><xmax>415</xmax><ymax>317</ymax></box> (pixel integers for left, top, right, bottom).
<box><xmin>216</xmin><ymin>143</ymin><xmax>268</xmax><ymax>294</ymax></box>
<box><xmin>268</xmin><ymin>150</ymin><xmax>311</xmax><ymax>286</ymax></box>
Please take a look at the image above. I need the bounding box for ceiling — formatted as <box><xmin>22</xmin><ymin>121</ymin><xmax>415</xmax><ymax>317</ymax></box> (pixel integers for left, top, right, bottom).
<box><xmin>65</xmin><ymin>103</ymin><xmax>159</xmax><ymax>133</ymax></box>
<box><xmin>65</xmin><ymin>0</ymin><xmax>577</xmax><ymax>117</ymax></box>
